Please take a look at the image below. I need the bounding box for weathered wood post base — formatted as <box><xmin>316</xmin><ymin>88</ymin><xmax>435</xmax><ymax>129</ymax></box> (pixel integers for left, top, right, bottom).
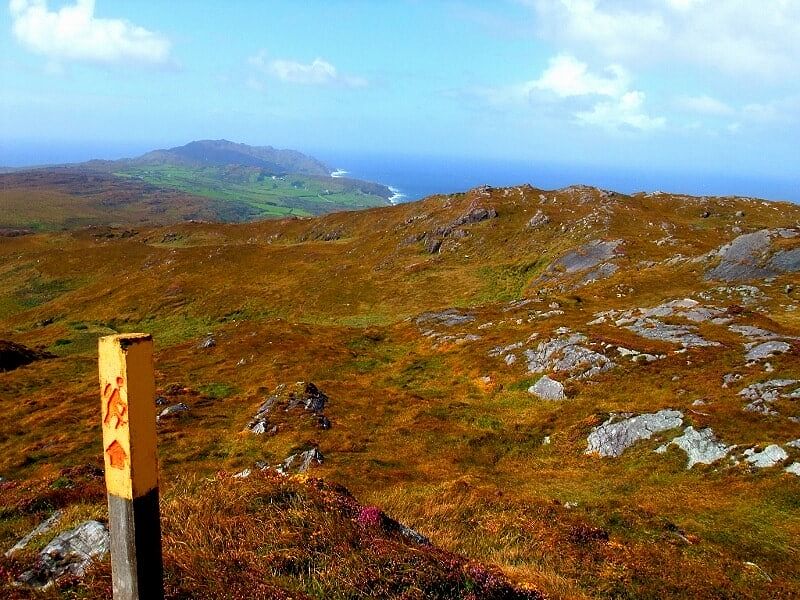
<box><xmin>99</xmin><ymin>334</ymin><xmax>164</xmax><ymax>600</ymax></box>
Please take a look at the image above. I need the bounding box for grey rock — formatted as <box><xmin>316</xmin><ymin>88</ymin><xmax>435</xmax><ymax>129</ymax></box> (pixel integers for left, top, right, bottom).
<box><xmin>424</xmin><ymin>238</ymin><xmax>442</xmax><ymax>254</ymax></box>
<box><xmin>18</xmin><ymin>520</ymin><xmax>109</xmax><ymax>588</ymax></box>
<box><xmin>745</xmin><ymin>340</ymin><xmax>791</xmax><ymax>362</ymax></box>
<box><xmin>722</xmin><ymin>373</ymin><xmax>742</xmax><ymax>388</ymax></box>
<box><xmin>277</xmin><ymin>448</ymin><xmax>323</xmax><ymax>475</ymax></box>
<box><xmin>787</xmin><ymin>439</ymin><xmax>800</xmax><ymax>449</ymax></box>
<box><xmin>706</xmin><ymin>228</ymin><xmax>800</xmax><ymax>281</ymax></box>
<box><xmin>398</xmin><ymin>523</ymin><xmax>431</xmax><ymax>545</ymax></box>
<box><xmin>785</xmin><ymin>462</ymin><xmax>800</xmax><ymax>476</ymax></box>
<box><xmin>739</xmin><ymin>379</ymin><xmax>797</xmax><ymax>414</ymax></box>
<box><xmin>198</xmin><ymin>335</ymin><xmax>216</xmax><ymax>349</ymax></box>
<box><xmin>525</xmin><ymin>333</ymin><xmax>614</xmax><ymax>380</ymax></box>
<box><xmin>625</xmin><ymin>319</ymin><xmax>719</xmax><ymax>348</ymax></box>
<box><xmin>5</xmin><ymin>511</ymin><xmax>62</xmax><ymax>558</ymax></box>
<box><xmin>526</xmin><ymin>210</ymin><xmax>550</xmax><ymax>229</ymax></box>
<box><xmin>659</xmin><ymin>426</ymin><xmax>731</xmax><ymax>468</ymax></box>
<box><xmin>415</xmin><ymin>309</ymin><xmax>475</xmax><ymax>327</ymax></box>
<box><xmin>157</xmin><ymin>403</ymin><xmax>189</xmax><ymax>421</ymax></box>
<box><xmin>586</xmin><ymin>409</ymin><xmax>684</xmax><ymax>458</ymax></box>
<box><xmin>553</xmin><ymin>239</ymin><xmax>623</xmax><ymax>275</ymax></box>
<box><xmin>744</xmin><ymin>445</ymin><xmax>788</xmax><ymax>468</ymax></box>
<box><xmin>528</xmin><ymin>375</ymin><xmax>566</xmax><ymax>401</ymax></box>
<box><xmin>769</xmin><ymin>248</ymin><xmax>800</xmax><ymax>273</ymax></box>
<box><xmin>728</xmin><ymin>325</ymin><xmax>780</xmax><ymax>340</ymax></box>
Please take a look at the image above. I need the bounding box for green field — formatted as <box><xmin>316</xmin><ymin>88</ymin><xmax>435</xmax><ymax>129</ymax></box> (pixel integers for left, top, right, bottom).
<box><xmin>116</xmin><ymin>165</ymin><xmax>391</xmax><ymax>218</ymax></box>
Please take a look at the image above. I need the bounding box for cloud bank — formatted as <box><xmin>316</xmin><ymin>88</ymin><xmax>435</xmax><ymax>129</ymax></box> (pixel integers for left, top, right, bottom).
<box><xmin>9</xmin><ymin>0</ymin><xmax>171</xmax><ymax>67</ymax></box>
<box><xmin>249</xmin><ymin>52</ymin><xmax>367</xmax><ymax>88</ymax></box>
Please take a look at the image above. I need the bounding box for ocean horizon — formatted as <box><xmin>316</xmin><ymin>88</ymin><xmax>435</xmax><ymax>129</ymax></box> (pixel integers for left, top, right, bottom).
<box><xmin>2</xmin><ymin>141</ymin><xmax>797</xmax><ymax>204</ymax></box>
<box><xmin>318</xmin><ymin>152</ymin><xmax>800</xmax><ymax>205</ymax></box>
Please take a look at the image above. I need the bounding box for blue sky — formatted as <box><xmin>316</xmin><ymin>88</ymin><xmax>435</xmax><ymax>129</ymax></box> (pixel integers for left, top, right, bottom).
<box><xmin>1</xmin><ymin>0</ymin><xmax>799</xmax><ymax>192</ymax></box>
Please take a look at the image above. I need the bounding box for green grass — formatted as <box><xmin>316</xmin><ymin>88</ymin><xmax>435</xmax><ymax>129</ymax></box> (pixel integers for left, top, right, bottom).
<box><xmin>115</xmin><ymin>165</ymin><xmax>390</xmax><ymax>219</ymax></box>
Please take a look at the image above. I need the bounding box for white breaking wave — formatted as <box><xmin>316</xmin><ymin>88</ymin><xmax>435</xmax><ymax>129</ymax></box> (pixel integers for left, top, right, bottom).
<box><xmin>388</xmin><ymin>186</ymin><xmax>406</xmax><ymax>205</ymax></box>
<box><xmin>330</xmin><ymin>169</ymin><xmax>347</xmax><ymax>178</ymax></box>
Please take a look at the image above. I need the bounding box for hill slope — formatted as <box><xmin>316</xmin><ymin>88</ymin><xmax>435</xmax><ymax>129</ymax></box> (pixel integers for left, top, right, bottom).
<box><xmin>0</xmin><ymin>141</ymin><xmax>392</xmax><ymax>229</ymax></box>
<box><xmin>1</xmin><ymin>184</ymin><xmax>799</xmax><ymax>598</ymax></box>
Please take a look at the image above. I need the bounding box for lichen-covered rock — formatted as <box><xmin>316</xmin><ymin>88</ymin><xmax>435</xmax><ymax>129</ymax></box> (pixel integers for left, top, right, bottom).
<box><xmin>248</xmin><ymin>382</ymin><xmax>331</xmax><ymax>434</ymax></box>
<box><xmin>586</xmin><ymin>410</ymin><xmax>684</xmax><ymax>458</ymax></box>
<box><xmin>157</xmin><ymin>402</ymin><xmax>189</xmax><ymax>422</ymax></box>
<box><xmin>745</xmin><ymin>340</ymin><xmax>791</xmax><ymax>362</ymax></box>
<box><xmin>739</xmin><ymin>379</ymin><xmax>797</xmax><ymax>415</ymax></box>
<box><xmin>526</xmin><ymin>210</ymin><xmax>550</xmax><ymax>229</ymax></box>
<box><xmin>657</xmin><ymin>426</ymin><xmax>731</xmax><ymax>468</ymax></box>
<box><xmin>277</xmin><ymin>447</ymin><xmax>324</xmax><ymax>475</ymax></box>
<box><xmin>528</xmin><ymin>375</ymin><xmax>566</xmax><ymax>401</ymax></box>
<box><xmin>744</xmin><ymin>445</ymin><xmax>788</xmax><ymax>468</ymax></box>
<box><xmin>415</xmin><ymin>309</ymin><xmax>475</xmax><ymax>327</ymax></box>
<box><xmin>705</xmin><ymin>228</ymin><xmax>800</xmax><ymax>281</ymax></box>
<box><xmin>624</xmin><ymin>319</ymin><xmax>719</xmax><ymax>348</ymax></box>
<box><xmin>525</xmin><ymin>333</ymin><xmax>614</xmax><ymax>380</ymax></box>
<box><xmin>17</xmin><ymin>520</ymin><xmax>110</xmax><ymax>588</ymax></box>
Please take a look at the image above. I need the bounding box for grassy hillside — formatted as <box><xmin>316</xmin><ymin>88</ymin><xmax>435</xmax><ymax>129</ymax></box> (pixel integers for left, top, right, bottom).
<box><xmin>1</xmin><ymin>184</ymin><xmax>799</xmax><ymax>598</ymax></box>
<box><xmin>115</xmin><ymin>164</ymin><xmax>391</xmax><ymax>218</ymax></box>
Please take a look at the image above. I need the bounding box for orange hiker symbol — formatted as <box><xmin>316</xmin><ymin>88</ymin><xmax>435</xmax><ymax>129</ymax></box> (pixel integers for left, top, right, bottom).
<box><xmin>102</xmin><ymin>376</ymin><xmax>128</xmax><ymax>429</ymax></box>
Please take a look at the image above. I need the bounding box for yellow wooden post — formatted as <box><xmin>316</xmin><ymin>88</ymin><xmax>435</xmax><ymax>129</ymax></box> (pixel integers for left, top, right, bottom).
<box><xmin>99</xmin><ymin>333</ymin><xmax>163</xmax><ymax>600</ymax></box>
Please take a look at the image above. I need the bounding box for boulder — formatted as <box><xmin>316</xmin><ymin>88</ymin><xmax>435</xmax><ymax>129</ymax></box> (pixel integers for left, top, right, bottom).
<box><xmin>18</xmin><ymin>520</ymin><xmax>110</xmax><ymax>588</ymax></box>
<box><xmin>526</xmin><ymin>210</ymin><xmax>550</xmax><ymax>229</ymax></box>
<box><xmin>528</xmin><ymin>375</ymin><xmax>566</xmax><ymax>401</ymax></box>
<box><xmin>277</xmin><ymin>448</ymin><xmax>324</xmax><ymax>475</ymax></box>
<box><xmin>525</xmin><ymin>333</ymin><xmax>614</xmax><ymax>380</ymax></box>
<box><xmin>248</xmin><ymin>382</ymin><xmax>331</xmax><ymax>434</ymax></box>
<box><xmin>744</xmin><ymin>445</ymin><xmax>788</xmax><ymax>468</ymax></box>
<box><xmin>586</xmin><ymin>410</ymin><xmax>684</xmax><ymax>458</ymax></box>
<box><xmin>198</xmin><ymin>334</ymin><xmax>216</xmax><ymax>349</ymax></box>
<box><xmin>157</xmin><ymin>403</ymin><xmax>189</xmax><ymax>421</ymax></box>
<box><xmin>745</xmin><ymin>341</ymin><xmax>791</xmax><ymax>362</ymax></box>
<box><xmin>785</xmin><ymin>463</ymin><xmax>800</xmax><ymax>476</ymax></box>
<box><xmin>658</xmin><ymin>426</ymin><xmax>731</xmax><ymax>468</ymax></box>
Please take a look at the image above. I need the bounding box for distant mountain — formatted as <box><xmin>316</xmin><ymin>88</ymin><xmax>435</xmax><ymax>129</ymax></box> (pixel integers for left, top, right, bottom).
<box><xmin>0</xmin><ymin>140</ymin><xmax>394</xmax><ymax>229</ymax></box>
<box><xmin>82</xmin><ymin>139</ymin><xmax>332</xmax><ymax>177</ymax></box>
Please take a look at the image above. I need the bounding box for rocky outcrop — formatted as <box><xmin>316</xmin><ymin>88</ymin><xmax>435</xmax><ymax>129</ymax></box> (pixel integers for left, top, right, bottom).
<box><xmin>526</xmin><ymin>332</ymin><xmax>614</xmax><ymax>380</ymax></box>
<box><xmin>277</xmin><ymin>447</ymin><xmax>324</xmax><ymax>475</ymax></box>
<box><xmin>17</xmin><ymin>520</ymin><xmax>110</xmax><ymax>588</ymax></box>
<box><xmin>744</xmin><ymin>445</ymin><xmax>788</xmax><ymax>468</ymax></box>
<box><xmin>656</xmin><ymin>426</ymin><xmax>731</xmax><ymax>468</ymax></box>
<box><xmin>248</xmin><ymin>382</ymin><xmax>331</xmax><ymax>435</ymax></box>
<box><xmin>586</xmin><ymin>410</ymin><xmax>684</xmax><ymax>458</ymax></box>
<box><xmin>528</xmin><ymin>375</ymin><xmax>566</xmax><ymax>400</ymax></box>
<box><xmin>415</xmin><ymin>309</ymin><xmax>475</xmax><ymax>327</ymax></box>
<box><xmin>552</xmin><ymin>239</ymin><xmax>623</xmax><ymax>275</ymax></box>
<box><xmin>157</xmin><ymin>402</ymin><xmax>189</xmax><ymax>422</ymax></box>
<box><xmin>705</xmin><ymin>228</ymin><xmax>800</xmax><ymax>281</ymax></box>
<box><xmin>739</xmin><ymin>379</ymin><xmax>797</xmax><ymax>415</ymax></box>
<box><xmin>745</xmin><ymin>341</ymin><xmax>791</xmax><ymax>362</ymax></box>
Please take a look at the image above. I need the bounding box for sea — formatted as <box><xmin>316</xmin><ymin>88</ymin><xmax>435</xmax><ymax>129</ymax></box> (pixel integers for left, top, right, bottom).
<box><xmin>2</xmin><ymin>141</ymin><xmax>797</xmax><ymax>204</ymax></box>
<box><xmin>320</xmin><ymin>152</ymin><xmax>800</xmax><ymax>205</ymax></box>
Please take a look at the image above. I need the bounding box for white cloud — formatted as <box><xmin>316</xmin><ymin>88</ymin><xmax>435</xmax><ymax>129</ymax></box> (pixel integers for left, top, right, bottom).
<box><xmin>9</xmin><ymin>0</ymin><xmax>171</xmax><ymax>67</ymax></box>
<box><xmin>526</xmin><ymin>0</ymin><xmax>800</xmax><ymax>79</ymax></box>
<box><xmin>532</xmin><ymin>54</ymin><xmax>628</xmax><ymax>98</ymax></box>
<box><xmin>577</xmin><ymin>90</ymin><xmax>665</xmax><ymax>131</ymax></box>
<box><xmin>249</xmin><ymin>51</ymin><xmax>367</xmax><ymax>88</ymax></box>
<box><xmin>676</xmin><ymin>95</ymin><xmax>735</xmax><ymax>116</ymax></box>
<box><xmin>475</xmin><ymin>54</ymin><xmax>662</xmax><ymax>132</ymax></box>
